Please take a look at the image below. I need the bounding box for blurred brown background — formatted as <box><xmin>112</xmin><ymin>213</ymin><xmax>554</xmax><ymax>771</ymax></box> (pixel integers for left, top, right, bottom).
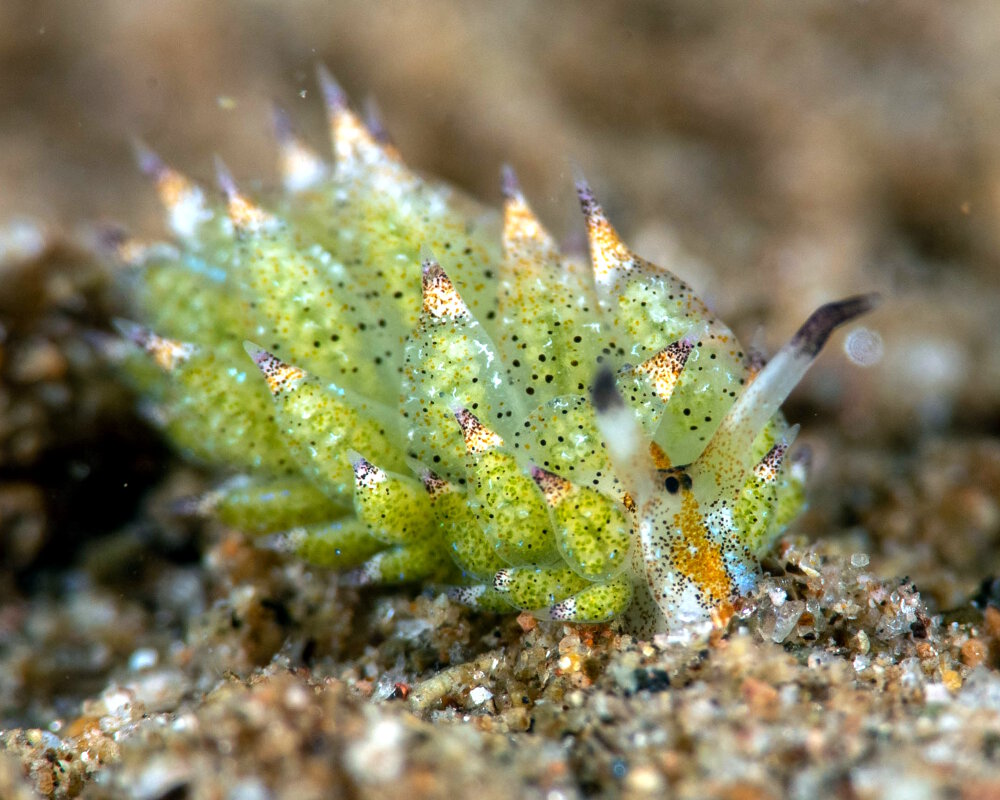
<box><xmin>4</xmin><ymin>0</ymin><xmax>1000</xmax><ymax>426</ymax></box>
<box><xmin>1</xmin><ymin>0</ymin><xmax>999</xmax><ymax>603</ymax></box>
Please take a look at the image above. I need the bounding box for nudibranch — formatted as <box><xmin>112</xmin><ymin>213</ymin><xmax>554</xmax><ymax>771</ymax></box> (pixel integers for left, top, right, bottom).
<box><xmin>104</xmin><ymin>68</ymin><xmax>877</xmax><ymax>637</ymax></box>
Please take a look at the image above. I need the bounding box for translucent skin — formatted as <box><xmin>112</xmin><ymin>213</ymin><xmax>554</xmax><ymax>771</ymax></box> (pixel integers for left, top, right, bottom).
<box><xmin>109</xmin><ymin>72</ymin><xmax>874</xmax><ymax>636</ymax></box>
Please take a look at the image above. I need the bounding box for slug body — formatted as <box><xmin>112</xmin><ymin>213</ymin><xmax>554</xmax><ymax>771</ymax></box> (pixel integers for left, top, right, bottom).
<box><xmin>109</xmin><ymin>72</ymin><xmax>875</xmax><ymax>637</ymax></box>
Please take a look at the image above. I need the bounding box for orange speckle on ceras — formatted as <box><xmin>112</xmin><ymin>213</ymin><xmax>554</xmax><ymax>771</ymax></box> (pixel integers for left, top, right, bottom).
<box><xmin>530</xmin><ymin>466</ymin><xmax>575</xmax><ymax>507</ymax></box>
<box><xmin>143</xmin><ymin>332</ymin><xmax>195</xmax><ymax>372</ymax></box>
<box><xmin>422</xmin><ymin>260</ymin><xmax>471</xmax><ymax>320</ymax></box>
<box><xmin>155</xmin><ymin>168</ymin><xmax>196</xmax><ymax>212</ymax></box>
<box><xmin>584</xmin><ymin>211</ymin><xmax>632</xmax><ymax>285</ymax></box>
<box><xmin>504</xmin><ymin>194</ymin><xmax>551</xmax><ymax>251</ymax></box>
<box><xmin>252</xmin><ymin>349</ymin><xmax>306</xmax><ymax>395</ymax></box>
<box><xmin>454</xmin><ymin>408</ymin><xmax>504</xmax><ymax>455</ymax></box>
<box><xmin>634</xmin><ymin>341</ymin><xmax>693</xmax><ymax>402</ymax></box>
<box><xmin>226</xmin><ymin>192</ymin><xmax>274</xmax><ymax>231</ymax></box>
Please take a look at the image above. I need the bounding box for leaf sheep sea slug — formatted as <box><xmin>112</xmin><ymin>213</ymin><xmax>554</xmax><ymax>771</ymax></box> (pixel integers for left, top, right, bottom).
<box><xmin>102</xmin><ymin>69</ymin><xmax>877</xmax><ymax>638</ymax></box>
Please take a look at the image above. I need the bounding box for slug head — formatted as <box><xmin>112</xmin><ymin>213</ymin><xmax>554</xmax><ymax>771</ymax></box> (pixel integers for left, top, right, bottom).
<box><xmin>592</xmin><ymin>294</ymin><xmax>880</xmax><ymax>634</ymax></box>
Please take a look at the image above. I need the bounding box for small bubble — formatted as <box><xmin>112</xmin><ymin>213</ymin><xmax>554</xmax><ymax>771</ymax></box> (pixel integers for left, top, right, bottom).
<box><xmin>844</xmin><ymin>327</ymin><xmax>883</xmax><ymax>367</ymax></box>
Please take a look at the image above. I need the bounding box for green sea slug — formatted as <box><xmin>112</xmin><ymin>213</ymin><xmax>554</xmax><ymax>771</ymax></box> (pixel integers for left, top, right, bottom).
<box><xmin>105</xmin><ymin>69</ymin><xmax>876</xmax><ymax>637</ymax></box>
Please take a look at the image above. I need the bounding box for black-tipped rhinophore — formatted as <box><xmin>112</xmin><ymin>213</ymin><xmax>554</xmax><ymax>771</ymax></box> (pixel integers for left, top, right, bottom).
<box><xmin>790</xmin><ymin>293</ymin><xmax>882</xmax><ymax>358</ymax></box>
<box><xmin>590</xmin><ymin>367</ymin><xmax>624</xmax><ymax>412</ymax></box>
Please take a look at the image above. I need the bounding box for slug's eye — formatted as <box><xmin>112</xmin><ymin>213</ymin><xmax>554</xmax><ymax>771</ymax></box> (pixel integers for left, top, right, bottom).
<box><xmin>662</xmin><ymin>470</ymin><xmax>692</xmax><ymax>494</ymax></box>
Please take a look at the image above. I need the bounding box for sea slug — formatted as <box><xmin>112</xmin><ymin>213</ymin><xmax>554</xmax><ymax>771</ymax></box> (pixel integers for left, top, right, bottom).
<box><xmin>103</xmin><ymin>68</ymin><xmax>876</xmax><ymax>637</ymax></box>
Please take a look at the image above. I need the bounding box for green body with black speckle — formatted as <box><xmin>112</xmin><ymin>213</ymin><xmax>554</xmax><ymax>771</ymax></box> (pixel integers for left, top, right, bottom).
<box><xmin>109</xmin><ymin>73</ymin><xmax>873</xmax><ymax>636</ymax></box>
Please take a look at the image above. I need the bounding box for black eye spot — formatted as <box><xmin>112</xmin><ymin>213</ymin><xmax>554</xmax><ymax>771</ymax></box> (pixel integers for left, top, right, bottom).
<box><xmin>663</xmin><ymin>471</ymin><xmax>692</xmax><ymax>493</ymax></box>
